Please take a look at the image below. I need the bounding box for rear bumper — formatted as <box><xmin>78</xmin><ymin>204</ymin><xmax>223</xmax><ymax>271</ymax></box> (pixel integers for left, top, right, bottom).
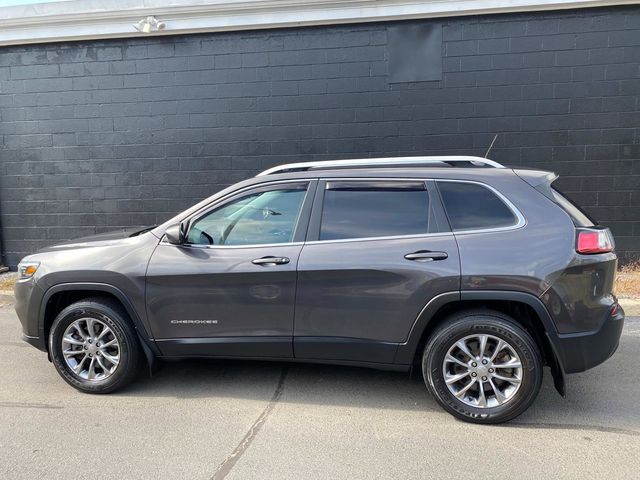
<box><xmin>554</xmin><ymin>305</ymin><xmax>624</xmax><ymax>374</ymax></box>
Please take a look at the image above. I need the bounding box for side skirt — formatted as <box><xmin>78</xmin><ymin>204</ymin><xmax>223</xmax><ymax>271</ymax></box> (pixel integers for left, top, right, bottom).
<box><xmin>155</xmin><ymin>336</ymin><xmax>293</xmax><ymax>358</ymax></box>
<box><xmin>157</xmin><ymin>355</ymin><xmax>410</xmax><ymax>372</ymax></box>
<box><xmin>155</xmin><ymin>336</ymin><xmax>409</xmax><ymax>372</ymax></box>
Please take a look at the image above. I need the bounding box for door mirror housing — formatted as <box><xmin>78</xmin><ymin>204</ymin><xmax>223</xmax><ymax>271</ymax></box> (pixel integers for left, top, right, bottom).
<box><xmin>165</xmin><ymin>223</ymin><xmax>186</xmax><ymax>245</ymax></box>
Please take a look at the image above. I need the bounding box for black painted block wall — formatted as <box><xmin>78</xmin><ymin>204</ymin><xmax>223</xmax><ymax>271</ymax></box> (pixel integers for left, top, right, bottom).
<box><xmin>0</xmin><ymin>5</ymin><xmax>638</xmax><ymax>267</ymax></box>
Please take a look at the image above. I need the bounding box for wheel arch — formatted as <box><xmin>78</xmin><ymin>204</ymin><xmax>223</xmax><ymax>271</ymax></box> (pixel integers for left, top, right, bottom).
<box><xmin>395</xmin><ymin>290</ymin><xmax>566</xmax><ymax>396</ymax></box>
<box><xmin>39</xmin><ymin>283</ymin><xmax>160</xmax><ymax>365</ymax></box>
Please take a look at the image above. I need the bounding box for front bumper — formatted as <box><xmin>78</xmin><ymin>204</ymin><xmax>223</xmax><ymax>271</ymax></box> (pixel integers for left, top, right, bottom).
<box><xmin>554</xmin><ymin>305</ymin><xmax>625</xmax><ymax>374</ymax></box>
<box><xmin>15</xmin><ymin>278</ymin><xmax>47</xmax><ymax>352</ymax></box>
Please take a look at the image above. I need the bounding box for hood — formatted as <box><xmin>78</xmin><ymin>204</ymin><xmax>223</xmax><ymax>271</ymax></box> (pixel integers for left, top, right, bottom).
<box><xmin>37</xmin><ymin>227</ymin><xmax>153</xmax><ymax>253</ymax></box>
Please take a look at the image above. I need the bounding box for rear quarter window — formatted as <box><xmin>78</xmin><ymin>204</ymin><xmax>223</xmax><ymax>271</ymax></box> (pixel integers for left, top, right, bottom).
<box><xmin>437</xmin><ymin>181</ymin><xmax>518</xmax><ymax>231</ymax></box>
<box><xmin>549</xmin><ymin>187</ymin><xmax>595</xmax><ymax>227</ymax></box>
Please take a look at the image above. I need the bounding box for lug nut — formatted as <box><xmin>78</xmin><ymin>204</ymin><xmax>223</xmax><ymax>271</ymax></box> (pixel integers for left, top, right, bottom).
<box><xmin>84</xmin><ymin>346</ymin><xmax>88</xmax><ymax>350</ymax></box>
<box><xmin>471</xmin><ymin>362</ymin><xmax>477</xmax><ymax>367</ymax></box>
<box><xmin>482</xmin><ymin>376</ymin><xmax>487</xmax><ymax>381</ymax></box>
<box><xmin>482</xmin><ymin>359</ymin><xmax>488</xmax><ymax>365</ymax></box>
<box><xmin>88</xmin><ymin>353</ymin><xmax>92</xmax><ymax>357</ymax></box>
<box><xmin>488</xmin><ymin>368</ymin><xmax>494</xmax><ymax>373</ymax></box>
<box><xmin>471</xmin><ymin>372</ymin><xmax>477</xmax><ymax>377</ymax></box>
<box><xmin>88</xmin><ymin>339</ymin><xmax>92</xmax><ymax>344</ymax></box>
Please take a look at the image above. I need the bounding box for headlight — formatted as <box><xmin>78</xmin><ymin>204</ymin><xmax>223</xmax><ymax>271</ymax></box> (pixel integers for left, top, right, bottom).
<box><xmin>18</xmin><ymin>261</ymin><xmax>40</xmax><ymax>280</ymax></box>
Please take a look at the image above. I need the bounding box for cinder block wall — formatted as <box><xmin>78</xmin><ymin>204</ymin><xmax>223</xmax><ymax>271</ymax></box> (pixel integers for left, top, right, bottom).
<box><xmin>0</xmin><ymin>5</ymin><xmax>638</xmax><ymax>267</ymax></box>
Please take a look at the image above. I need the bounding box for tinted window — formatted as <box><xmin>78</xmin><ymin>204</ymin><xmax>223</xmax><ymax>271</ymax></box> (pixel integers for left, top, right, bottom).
<box><xmin>551</xmin><ymin>187</ymin><xmax>595</xmax><ymax>227</ymax></box>
<box><xmin>187</xmin><ymin>184</ymin><xmax>307</xmax><ymax>245</ymax></box>
<box><xmin>319</xmin><ymin>181</ymin><xmax>430</xmax><ymax>240</ymax></box>
<box><xmin>437</xmin><ymin>181</ymin><xmax>517</xmax><ymax>230</ymax></box>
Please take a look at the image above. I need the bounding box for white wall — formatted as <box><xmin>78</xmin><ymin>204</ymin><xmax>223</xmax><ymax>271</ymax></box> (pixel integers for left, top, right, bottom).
<box><xmin>0</xmin><ymin>0</ymin><xmax>635</xmax><ymax>46</ymax></box>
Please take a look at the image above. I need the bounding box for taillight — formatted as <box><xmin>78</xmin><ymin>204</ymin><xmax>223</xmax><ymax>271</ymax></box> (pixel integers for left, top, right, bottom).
<box><xmin>576</xmin><ymin>228</ymin><xmax>614</xmax><ymax>254</ymax></box>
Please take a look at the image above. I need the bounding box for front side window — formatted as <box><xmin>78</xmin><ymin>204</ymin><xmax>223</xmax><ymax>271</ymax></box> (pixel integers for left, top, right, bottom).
<box><xmin>187</xmin><ymin>184</ymin><xmax>307</xmax><ymax>246</ymax></box>
<box><xmin>319</xmin><ymin>181</ymin><xmax>430</xmax><ymax>241</ymax></box>
<box><xmin>437</xmin><ymin>181</ymin><xmax>518</xmax><ymax>231</ymax></box>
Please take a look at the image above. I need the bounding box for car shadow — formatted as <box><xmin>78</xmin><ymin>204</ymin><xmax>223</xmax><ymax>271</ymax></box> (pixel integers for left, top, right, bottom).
<box><xmin>124</xmin><ymin>357</ymin><xmax>443</xmax><ymax>412</ymax></box>
<box><xmin>118</xmin><ymin>333</ymin><xmax>640</xmax><ymax>432</ymax></box>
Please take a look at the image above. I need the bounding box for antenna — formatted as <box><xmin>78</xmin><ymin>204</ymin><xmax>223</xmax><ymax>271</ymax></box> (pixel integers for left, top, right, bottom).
<box><xmin>484</xmin><ymin>134</ymin><xmax>498</xmax><ymax>158</ymax></box>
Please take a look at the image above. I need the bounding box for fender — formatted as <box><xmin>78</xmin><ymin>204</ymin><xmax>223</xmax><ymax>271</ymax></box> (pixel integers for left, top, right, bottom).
<box><xmin>394</xmin><ymin>289</ymin><xmax>566</xmax><ymax>396</ymax></box>
<box><xmin>38</xmin><ymin>282</ymin><xmax>161</xmax><ymax>367</ymax></box>
<box><xmin>394</xmin><ymin>291</ymin><xmax>460</xmax><ymax>365</ymax></box>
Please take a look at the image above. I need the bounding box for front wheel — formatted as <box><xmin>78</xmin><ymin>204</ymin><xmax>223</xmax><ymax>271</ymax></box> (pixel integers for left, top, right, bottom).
<box><xmin>422</xmin><ymin>310</ymin><xmax>543</xmax><ymax>424</ymax></box>
<box><xmin>49</xmin><ymin>298</ymin><xmax>141</xmax><ymax>393</ymax></box>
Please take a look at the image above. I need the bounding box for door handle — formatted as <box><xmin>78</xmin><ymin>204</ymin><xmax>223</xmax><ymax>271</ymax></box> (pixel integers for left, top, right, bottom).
<box><xmin>404</xmin><ymin>251</ymin><xmax>448</xmax><ymax>262</ymax></box>
<box><xmin>251</xmin><ymin>256</ymin><xmax>290</xmax><ymax>266</ymax></box>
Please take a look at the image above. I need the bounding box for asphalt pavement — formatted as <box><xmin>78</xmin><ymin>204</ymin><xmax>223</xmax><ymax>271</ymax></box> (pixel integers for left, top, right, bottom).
<box><xmin>1</xmin><ymin>302</ymin><xmax>639</xmax><ymax>480</ymax></box>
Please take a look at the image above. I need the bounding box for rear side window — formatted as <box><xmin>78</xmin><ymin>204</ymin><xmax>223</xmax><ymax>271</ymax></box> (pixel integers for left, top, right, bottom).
<box><xmin>437</xmin><ymin>181</ymin><xmax>518</xmax><ymax>231</ymax></box>
<box><xmin>320</xmin><ymin>181</ymin><xmax>430</xmax><ymax>240</ymax></box>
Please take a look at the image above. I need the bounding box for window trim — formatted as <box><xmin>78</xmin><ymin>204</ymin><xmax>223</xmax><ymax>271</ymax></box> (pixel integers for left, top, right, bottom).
<box><xmin>159</xmin><ymin>176</ymin><xmax>526</xmax><ymax>248</ymax></box>
<box><xmin>305</xmin><ymin>231</ymin><xmax>453</xmax><ymax>245</ymax></box>
<box><xmin>161</xmin><ymin>179</ymin><xmax>317</xmax><ymax>249</ymax></box>
<box><xmin>435</xmin><ymin>179</ymin><xmax>526</xmax><ymax>234</ymax></box>
<box><xmin>306</xmin><ymin>178</ymin><xmax>444</xmax><ymax>244</ymax></box>
<box><xmin>304</xmin><ymin>177</ymin><xmax>526</xmax><ymax>244</ymax></box>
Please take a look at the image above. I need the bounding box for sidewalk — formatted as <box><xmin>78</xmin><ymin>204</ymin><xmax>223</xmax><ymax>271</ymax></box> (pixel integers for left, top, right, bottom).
<box><xmin>0</xmin><ymin>271</ymin><xmax>17</xmax><ymax>305</ymax></box>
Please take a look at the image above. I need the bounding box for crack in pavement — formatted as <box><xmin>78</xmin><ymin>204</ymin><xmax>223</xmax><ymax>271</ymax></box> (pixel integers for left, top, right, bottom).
<box><xmin>210</xmin><ymin>367</ymin><xmax>288</xmax><ymax>480</ymax></box>
<box><xmin>509</xmin><ymin>422</ymin><xmax>640</xmax><ymax>437</ymax></box>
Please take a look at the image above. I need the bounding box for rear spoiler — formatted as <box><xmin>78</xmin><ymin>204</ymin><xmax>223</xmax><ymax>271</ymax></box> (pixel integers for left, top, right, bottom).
<box><xmin>514</xmin><ymin>169</ymin><xmax>596</xmax><ymax>227</ymax></box>
<box><xmin>513</xmin><ymin>169</ymin><xmax>558</xmax><ymax>189</ymax></box>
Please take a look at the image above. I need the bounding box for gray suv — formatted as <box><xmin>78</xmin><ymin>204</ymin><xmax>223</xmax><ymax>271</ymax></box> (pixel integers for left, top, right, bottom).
<box><xmin>14</xmin><ymin>156</ymin><xmax>624</xmax><ymax>424</ymax></box>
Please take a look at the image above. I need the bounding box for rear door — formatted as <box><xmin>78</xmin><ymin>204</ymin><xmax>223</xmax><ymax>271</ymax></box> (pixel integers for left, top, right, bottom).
<box><xmin>294</xmin><ymin>179</ymin><xmax>460</xmax><ymax>364</ymax></box>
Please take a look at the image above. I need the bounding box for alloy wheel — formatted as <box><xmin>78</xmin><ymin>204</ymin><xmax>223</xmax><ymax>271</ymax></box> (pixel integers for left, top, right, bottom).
<box><xmin>442</xmin><ymin>334</ymin><xmax>523</xmax><ymax>408</ymax></box>
<box><xmin>61</xmin><ymin>318</ymin><xmax>121</xmax><ymax>381</ymax></box>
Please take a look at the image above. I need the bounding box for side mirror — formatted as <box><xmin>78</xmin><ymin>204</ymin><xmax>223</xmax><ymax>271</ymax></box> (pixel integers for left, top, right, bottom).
<box><xmin>165</xmin><ymin>223</ymin><xmax>186</xmax><ymax>245</ymax></box>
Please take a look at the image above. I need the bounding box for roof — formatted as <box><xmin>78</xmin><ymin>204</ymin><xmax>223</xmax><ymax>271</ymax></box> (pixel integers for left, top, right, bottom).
<box><xmin>0</xmin><ymin>0</ymin><xmax>633</xmax><ymax>46</ymax></box>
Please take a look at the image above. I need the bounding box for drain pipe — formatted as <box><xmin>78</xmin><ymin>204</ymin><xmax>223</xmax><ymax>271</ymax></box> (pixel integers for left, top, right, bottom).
<box><xmin>0</xmin><ymin>178</ymin><xmax>7</xmax><ymax>272</ymax></box>
<box><xmin>0</xmin><ymin>212</ymin><xmax>6</xmax><ymax>273</ymax></box>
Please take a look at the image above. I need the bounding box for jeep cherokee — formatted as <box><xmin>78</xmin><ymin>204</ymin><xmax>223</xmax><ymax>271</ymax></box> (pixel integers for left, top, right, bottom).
<box><xmin>14</xmin><ymin>156</ymin><xmax>624</xmax><ymax>424</ymax></box>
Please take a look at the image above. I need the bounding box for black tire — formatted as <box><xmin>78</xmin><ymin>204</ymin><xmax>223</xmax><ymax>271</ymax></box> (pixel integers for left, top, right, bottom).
<box><xmin>422</xmin><ymin>310</ymin><xmax>542</xmax><ymax>424</ymax></box>
<box><xmin>49</xmin><ymin>297</ymin><xmax>141</xmax><ymax>394</ymax></box>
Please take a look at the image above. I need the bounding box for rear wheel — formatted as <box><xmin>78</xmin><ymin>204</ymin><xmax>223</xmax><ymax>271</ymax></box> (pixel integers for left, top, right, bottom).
<box><xmin>49</xmin><ymin>298</ymin><xmax>141</xmax><ymax>393</ymax></box>
<box><xmin>422</xmin><ymin>310</ymin><xmax>542</xmax><ymax>424</ymax></box>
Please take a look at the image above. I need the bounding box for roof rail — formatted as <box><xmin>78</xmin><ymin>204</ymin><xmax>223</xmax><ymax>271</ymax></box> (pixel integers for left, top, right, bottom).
<box><xmin>257</xmin><ymin>156</ymin><xmax>505</xmax><ymax>176</ymax></box>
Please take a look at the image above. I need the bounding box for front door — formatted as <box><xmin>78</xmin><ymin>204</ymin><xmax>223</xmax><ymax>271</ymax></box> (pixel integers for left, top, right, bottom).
<box><xmin>294</xmin><ymin>179</ymin><xmax>460</xmax><ymax>364</ymax></box>
<box><xmin>147</xmin><ymin>180</ymin><xmax>316</xmax><ymax>358</ymax></box>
